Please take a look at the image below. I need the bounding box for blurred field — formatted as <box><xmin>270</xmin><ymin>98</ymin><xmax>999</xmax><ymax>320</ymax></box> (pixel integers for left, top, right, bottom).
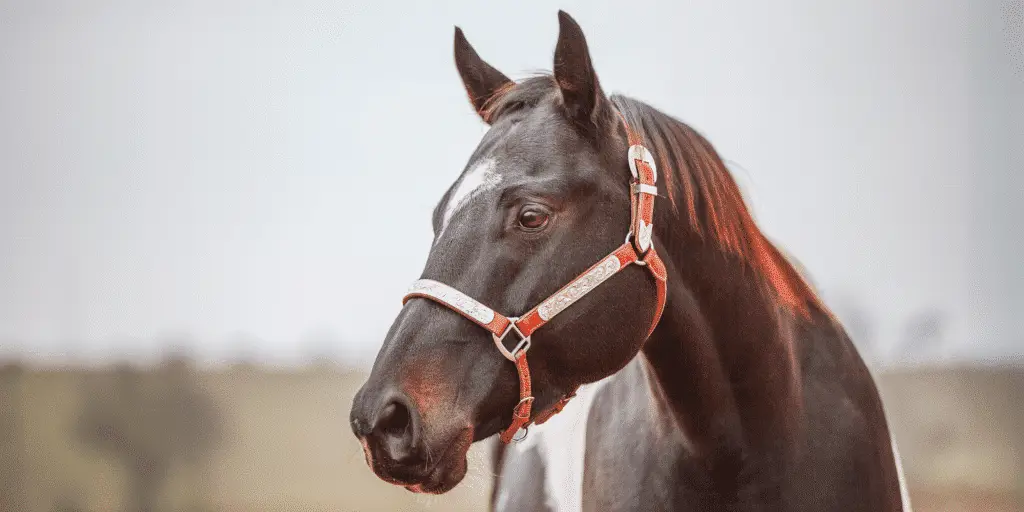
<box><xmin>1</xmin><ymin>359</ymin><xmax>1020</xmax><ymax>512</ymax></box>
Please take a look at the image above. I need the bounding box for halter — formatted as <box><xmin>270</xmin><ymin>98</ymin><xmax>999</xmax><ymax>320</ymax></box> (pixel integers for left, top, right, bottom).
<box><xmin>402</xmin><ymin>121</ymin><xmax>667</xmax><ymax>443</ymax></box>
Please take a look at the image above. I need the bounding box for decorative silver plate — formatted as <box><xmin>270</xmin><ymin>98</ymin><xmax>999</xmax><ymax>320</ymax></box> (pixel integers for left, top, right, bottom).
<box><xmin>406</xmin><ymin>279</ymin><xmax>496</xmax><ymax>325</ymax></box>
<box><xmin>628</xmin><ymin>144</ymin><xmax>657</xmax><ymax>182</ymax></box>
<box><xmin>537</xmin><ymin>255</ymin><xmax>622</xmax><ymax>321</ymax></box>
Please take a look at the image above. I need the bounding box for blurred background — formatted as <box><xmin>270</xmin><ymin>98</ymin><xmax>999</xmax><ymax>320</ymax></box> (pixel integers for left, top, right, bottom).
<box><xmin>1</xmin><ymin>0</ymin><xmax>1021</xmax><ymax>511</ymax></box>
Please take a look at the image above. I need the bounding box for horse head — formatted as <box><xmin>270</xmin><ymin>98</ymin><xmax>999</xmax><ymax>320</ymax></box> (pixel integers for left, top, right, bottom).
<box><xmin>349</xmin><ymin>11</ymin><xmax>664</xmax><ymax>494</ymax></box>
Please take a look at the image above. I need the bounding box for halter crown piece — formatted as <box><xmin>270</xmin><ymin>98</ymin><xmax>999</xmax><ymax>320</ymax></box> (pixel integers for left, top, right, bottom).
<box><xmin>402</xmin><ymin>118</ymin><xmax>668</xmax><ymax>443</ymax></box>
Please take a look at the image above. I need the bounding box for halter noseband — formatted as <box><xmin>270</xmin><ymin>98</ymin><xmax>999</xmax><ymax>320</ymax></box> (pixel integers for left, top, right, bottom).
<box><xmin>402</xmin><ymin>121</ymin><xmax>667</xmax><ymax>443</ymax></box>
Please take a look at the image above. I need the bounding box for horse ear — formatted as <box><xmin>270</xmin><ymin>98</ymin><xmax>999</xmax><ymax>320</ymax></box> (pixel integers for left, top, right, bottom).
<box><xmin>553</xmin><ymin>11</ymin><xmax>607</xmax><ymax>131</ymax></box>
<box><xmin>454</xmin><ymin>27</ymin><xmax>513</xmax><ymax>123</ymax></box>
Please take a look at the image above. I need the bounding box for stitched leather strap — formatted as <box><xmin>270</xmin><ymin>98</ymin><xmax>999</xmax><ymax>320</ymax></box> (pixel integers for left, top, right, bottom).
<box><xmin>499</xmin><ymin>354</ymin><xmax>534</xmax><ymax>443</ymax></box>
<box><xmin>629</xmin><ymin>150</ymin><xmax>657</xmax><ymax>254</ymax></box>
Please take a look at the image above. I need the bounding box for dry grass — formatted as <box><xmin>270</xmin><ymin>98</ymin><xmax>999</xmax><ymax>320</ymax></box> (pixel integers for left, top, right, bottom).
<box><xmin>1</xmin><ymin>362</ymin><xmax>1020</xmax><ymax>511</ymax></box>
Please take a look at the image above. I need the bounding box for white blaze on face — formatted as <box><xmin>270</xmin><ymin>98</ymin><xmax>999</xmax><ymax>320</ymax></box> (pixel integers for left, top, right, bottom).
<box><xmin>438</xmin><ymin>158</ymin><xmax>501</xmax><ymax>239</ymax></box>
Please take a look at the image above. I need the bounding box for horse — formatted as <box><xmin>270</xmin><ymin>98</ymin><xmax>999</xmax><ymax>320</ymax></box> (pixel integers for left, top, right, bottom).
<box><xmin>350</xmin><ymin>11</ymin><xmax>911</xmax><ymax>511</ymax></box>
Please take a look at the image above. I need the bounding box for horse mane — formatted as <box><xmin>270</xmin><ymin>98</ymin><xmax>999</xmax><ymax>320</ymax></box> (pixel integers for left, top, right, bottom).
<box><xmin>612</xmin><ymin>95</ymin><xmax>829</xmax><ymax>319</ymax></box>
<box><xmin>483</xmin><ymin>76</ymin><xmax>829</xmax><ymax>319</ymax></box>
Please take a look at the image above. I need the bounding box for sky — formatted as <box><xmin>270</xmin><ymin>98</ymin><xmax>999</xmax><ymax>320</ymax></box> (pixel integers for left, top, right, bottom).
<box><xmin>1</xmin><ymin>0</ymin><xmax>1021</xmax><ymax>367</ymax></box>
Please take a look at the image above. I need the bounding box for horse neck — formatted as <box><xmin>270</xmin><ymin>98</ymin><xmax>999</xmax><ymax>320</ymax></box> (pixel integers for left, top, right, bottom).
<box><xmin>641</xmin><ymin>228</ymin><xmax>805</xmax><ymax>464</ymax></box>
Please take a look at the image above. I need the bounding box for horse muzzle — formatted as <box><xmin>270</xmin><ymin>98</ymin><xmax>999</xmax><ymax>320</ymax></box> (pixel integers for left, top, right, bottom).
<box><xmin>350</xmin><ymin>385</ymin><xmax>473</xmax><ymax>494</ymax></box>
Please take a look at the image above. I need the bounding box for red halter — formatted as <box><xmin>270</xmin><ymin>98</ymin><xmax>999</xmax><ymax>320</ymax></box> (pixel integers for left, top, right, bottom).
<box><xmin>402</xmin><ymin>122</ymin><xmax>667</xmax><ymax>443</ymax></box>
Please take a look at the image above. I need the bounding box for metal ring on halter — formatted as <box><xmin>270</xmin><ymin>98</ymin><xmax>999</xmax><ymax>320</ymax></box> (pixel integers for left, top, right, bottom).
<box><xmin>512</xmin><ymin>426</ymin><xmax>529</xmax><ymax>442</ymax></box>
<box><xmin>623</xmin><ymin>232</ymin><xmax>650</xmax><ymax>266</ymax></box>
<box><xmin>509</xmin><ymin>396</ymin><xmax>534</xmax><ymax>442</ymax></box>
<box><xmin>621</xmin><ymin>232</ymin><xmax>649</xmax><ymax>266</ymax></box>
<box><xmin>628</xmin><ymin>144</ymin><xmax>657</xmax><ymax>182</ymax></box>
<box><xmin>492</xmin><ymin>317</ymin><xmax>531</xmax><ymax>362</ymax></box>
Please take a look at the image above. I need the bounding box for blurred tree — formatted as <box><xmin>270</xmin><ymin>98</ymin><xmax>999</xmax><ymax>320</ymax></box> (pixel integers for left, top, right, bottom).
<box><xmin>76</xmin><ymin>357</ymin><xmax>224</xmax><ymax>512</ymax></box>
<box><xmin>225</xmin><ymin>331</ymin><xmax>263</xmax><ymax>370</ymax></box>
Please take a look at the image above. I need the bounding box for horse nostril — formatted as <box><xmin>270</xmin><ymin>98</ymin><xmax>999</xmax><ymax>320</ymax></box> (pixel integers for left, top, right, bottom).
<box><xmin>371</xmin><ymin>398</ymin><xmax>420</xmax><ymax>465</ymax></box>
<box><xmin>376</xmin><ymin>400</ymin><xmax>412</xmax><ymax>435</ymax></box>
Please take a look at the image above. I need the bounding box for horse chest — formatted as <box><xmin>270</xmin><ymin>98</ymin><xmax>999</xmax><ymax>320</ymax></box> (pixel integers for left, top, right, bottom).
<box><xmin>493</xmin><ymin>358</ymin><xmax>684</xmax><ymax>512</ymax></box>
<box><xmin>493</xmin><ymin>375</ymin><xmax>612</xmax><ymax>512</ymax></box>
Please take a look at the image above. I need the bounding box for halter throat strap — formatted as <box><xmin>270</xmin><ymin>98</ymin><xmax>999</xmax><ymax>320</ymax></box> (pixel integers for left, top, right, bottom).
<box><xmin>401</xmin><ymin>122</ymin><xmax>666</xmax><ymax>443</ymax></box>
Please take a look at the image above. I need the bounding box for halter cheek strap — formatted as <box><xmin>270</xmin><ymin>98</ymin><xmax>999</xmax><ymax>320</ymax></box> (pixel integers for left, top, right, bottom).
<box><xmin>402</xmin><ymin>124</ymin><xmax>666</xmax><ymax>444</ymax></box>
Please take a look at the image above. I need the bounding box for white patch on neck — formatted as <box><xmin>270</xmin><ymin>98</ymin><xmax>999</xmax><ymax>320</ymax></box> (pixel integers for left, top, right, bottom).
<box><xmin>501</xmin><ymin>376</ymin><xmax>613</xmax><ymax>512</ymax></box>
<box><xmin>865</xmin><ymin>362</ymin><xmax>913</xmax><ymax>511</ymax></box>
<box><xmin>438</xmin><ymin>158</ymin><xmax>501</xmax><ymax>239</ymax></box>
<box><xmin>891</xmin><ymin>432</ymin><xmax>913</xmax><ymax>511</ymax></box>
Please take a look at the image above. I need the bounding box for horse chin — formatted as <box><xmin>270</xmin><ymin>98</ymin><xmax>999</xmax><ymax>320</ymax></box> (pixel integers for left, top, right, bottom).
<box><xmin>399</xmin><ymin>426</ymin><xmax>473</xmax><ymax>494</ymax></box>
<box><xmin>403</xmin><ymin>454</ymin><xmax>469</xmax><ymax>494</ymax></box>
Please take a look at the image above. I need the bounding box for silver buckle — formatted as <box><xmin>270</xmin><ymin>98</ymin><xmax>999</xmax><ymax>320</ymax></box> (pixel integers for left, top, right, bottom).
<box><xmin>492</xmin><ymin>317</ymin><xmax>531</xmax><ymax>362</ymax></box>
<box><xmin>628</xmin><ymin>144</ymin><xmax>657</xmax><ymax>182</ymax></box>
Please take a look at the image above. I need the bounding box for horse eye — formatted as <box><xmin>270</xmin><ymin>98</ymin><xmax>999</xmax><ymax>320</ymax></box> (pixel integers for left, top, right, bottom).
<box><xmin>517</xmin><ymin>207</ymin><xmax>550</xmax><ymax>231</ymax></box>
